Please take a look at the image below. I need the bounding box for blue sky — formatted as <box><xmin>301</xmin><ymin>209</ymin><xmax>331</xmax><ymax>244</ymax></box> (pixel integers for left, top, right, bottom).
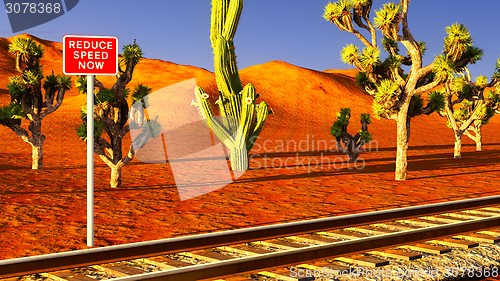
<box><xmin>1</xmin><ymin>1</ymin><xmax>499</xmax><ymax>78</ymax></box>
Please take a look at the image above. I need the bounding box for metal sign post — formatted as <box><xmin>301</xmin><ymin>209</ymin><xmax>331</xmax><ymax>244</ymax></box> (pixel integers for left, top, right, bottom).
<box><xmin>63</xmin><ymin>35</ymin><xmax>118</xmax><ymax>247</ymax></box>
<box><xmin>86</xmin><ymin>75</ymin><xmax>94</xmax><ymax>247</ymax></box>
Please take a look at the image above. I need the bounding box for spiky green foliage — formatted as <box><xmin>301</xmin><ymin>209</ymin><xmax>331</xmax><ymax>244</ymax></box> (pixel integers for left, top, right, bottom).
<box><xmin>360</xmin><ymin>46</ymin><xmax>381</xmax><ymax>69</ymax></box>
<box><xmin>75</xmin><ymin>76</ymin><xmax>87</xmax><ymax>93</ymax></box>
<box><xmin>76</xmin><ymin>41</ymin><xmax>156</xmax><ymax>188</ymax></box>
<box><xmin>488</xmin><ymin>91</ymin><xmax>500</xmax><ymax>104</ymax></box>
<box><xmin>372</xmin><ymin>103</ymin><xmax>387</xmax><ymax>119</ymax></box>
<box><xmin>8</xmin><ymin>37</ymin><xmax>31</xmax><ymax>54</ymax></box>
<box><xmin>323</xmin><ymin>1</ymin><xmax>485</xmax><ymax>180</ymax></box>
<box><xmin>492</xmin><ymin>59</ymin><xmax>500</xmax><ymax>83</ymax></box>
<box><xmin>408</xmin><ymin>95</ymin><xmax>424</xmax><ymax>118</ymax></box>
<box><xmin>374</xmin><ymin>3</ymin><xmax>401</xmax><ymax>39</ymax></box>
<box><xmin>360</xmin><ymin>113</ymin><xmax>371</xmax><ymax>124</ymax></box>
<box><xmin>95</xmin><ymin>89</ymin><xmax>116</xmax><ymax>103</ymax></box>
<box><xmin>7</xmin><ymin>76</ymin><xmax>26</xmax><ymax>102</ymax></box>
<box><xmin>9</xmin><ymin>37</ymin><xmax>43</xmax><ymax>71</ymax></box>
<box><xmin>326</xmin><ymin>3</ymin><xmax>452</xmax><ymax>124</ymax></box>
<box><xmin>76</xmin><ymin>117</ymin><xmax>104</xmax><ymax>141</ymax></box>
<box><xmin>355</xmin><ymin>71</ymin><xmax>374</xmax><ymax>89</ymax></box>
<box><xmin>433</xmin><ymin>55</ymin><xmax>455</xmax><ymax>81</ymax></box>
<box><xmin>341</xmin><ymin>44</ymin><xmax>360</xmax><ymax>64</ymax></box>
<box><xmin>0</xmin><ymin>103</ymin><xmax>25</xmax><ymax>122</ymax></box>
<box><xmin>23</xmin><ymin>70</ymin><xmax>43</xmax><ymax>85</ymax></box>
<box><xmin>358</xmin><ymin>130</ymin><xmax>372</xmax><ymax>143</ymax></box>
<box><xmin>0</xmin><ymin>37</ymin><xmax>72</xmax><ymax>169</ymax></box>
<box><xmin>359</xmin><ymin>113</ymin><xmax>372</xmax><ymax>142</ymax></box>
<box><xmin>417</xmin><ymin>41</ymin><xmax>427</xmax><ymax>56</ymax></box>
<box><xmin>475</xmin><ymin>76</ymin><xmax>488</xmax><ymax>88</ymax></box>
<box><xmin>331</xmin><ymin>108</ymin><xmax>351</xmax><ymax>137</ymax></box>
<box><xmin>444</xmin><ymin>23</ymin><xmax>472</xmax><ymax>61</ymax></box>
<box><xmin>428</xmin><ymin>91</ymin><xmax>446</xmax><ymax>112</ymax></box>
<box><xmin>132</xmin><ymin>84</ymin><xmax>151</xmax><ymax>104</ymax></box>
<box><xmin>464</xmin><ymin>47</ymin><xmax>483</xmax><ymax>65</ymax></box>
<box><xmin>194</xmin><ymin>0</ymin><xmax>270</xmax><ymax>171</ymax></box>
<box><xmin>384</xmin><ymin>55</ymin><xmax>403</xmax><ymax>70</ymax></box>
<box><xmin>42</xmin><ymin>73</ymin><xmax>58</xmax><ymax>89</ymax></box>
<box><xmin>382</xmin><ymin>37</ymin><xmax>398</xmax><ymax>53</ymax></box>
<box><xmin>330</xmin><ymin>108</ymin><xmax>372</xmax><ymax>162</ymax></box>
<box><xmin>374</xmin><ymin>79</ymin><xmax>400</xmax><ymax>110</ymax></box>
<box><xmin>482</xmin><ymin>91</ymin><xmax>500</xmax><ymax>125</ymax></box>
<box><xmin>450</xmin><ymin>77</ymin><xmax>466</xmax><ymax>93</ymax></box>
<box><xmin>323</xmin><ymin>0</ymin><xmax>354</xmax><ymax>22</ymax></box>
<box><xmin>436</xmin><ymin>67</ymin><xmax>500</xmax><ymax>158</ymax></box>
<box><xmin>122</xmin><ymin>41</ymin><xmax>143</xmax><ymax>64</ymax></box>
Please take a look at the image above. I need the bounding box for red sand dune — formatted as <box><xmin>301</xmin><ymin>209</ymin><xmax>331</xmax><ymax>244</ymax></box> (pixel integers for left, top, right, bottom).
<box><xmin>0</xmin><ymin>35</ymin><xmax>499</xmax><ymax>259</ymax></box>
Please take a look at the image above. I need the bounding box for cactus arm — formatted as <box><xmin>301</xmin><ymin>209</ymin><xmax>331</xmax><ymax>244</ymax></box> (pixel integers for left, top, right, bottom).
<box><xmin>247</xmin><ymin>99</ymin><xmax>269</xmax><ymax>151</ymax></box>
<box><xmin>194</xmin><ymin>87</ymin><xmax>235</xmax><ymax>148</ymax></box>
<box><xmin>235</xmin><ymin>84</ymin><xmax>256</xmax><ymax>149</ymax></box>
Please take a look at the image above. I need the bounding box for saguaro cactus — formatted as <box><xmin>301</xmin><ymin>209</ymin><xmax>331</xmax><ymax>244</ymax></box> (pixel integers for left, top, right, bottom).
<box><xmin>194</xmin><ymin>0</ymin><xmax>270</xmax><ymax>171</ymax></box>
<box><xmin>330</xmin><ymin>108</ymin><xmax>372</xmax><ymax>162</ymax></box>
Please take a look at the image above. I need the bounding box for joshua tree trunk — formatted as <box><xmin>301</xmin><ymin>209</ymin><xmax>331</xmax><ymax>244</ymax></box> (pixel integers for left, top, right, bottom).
<box><xmin>464</xmin><ymin>121</ymin><xmax>483</xmax><ymax>152</ymax></box>
<box><xmin>345</xmin><ymin>139</ymin><xmax>362</xmax><ymax>163</ymax></box>
<box><xmin>476</xmin><ymin>134</ymin><xmax>482</xmax><ymax>151</ymax></box>
<box><xmin>474</xmin><ymin>121</ymin><xmax>482</xmax><ymax>151</ymax></box>
<box><xmin>31</xmin><ymin>144</ymin><xmax>42</xmax><ymax>169</ymax></box>
<box><xmin>109</xmin><ymin>132</ymin><xmax>124</xmax><ymax>187</ymax></box>
<box><xmin>347</xmin><ymin>150</ymin><xmax>360</xmax><ymax>163</ymax></box>
<box><xmin>454</xmin><ymin>132</ymin><xmax>463</xmax><ymax>159</ymax></box>
<box><xmin>395</xmin><ymin>106</ymin><xmax>410</xmax><ymax>181</ymax></box>
<box><xmin>30</xmin><ymin>119</ymin><xmax>44</xmax><ymax>170</ymax></box>
<box><xmin>110</xmin><ymin>165</ymin><xmax>122</xmax><ymax>188</ymax></box>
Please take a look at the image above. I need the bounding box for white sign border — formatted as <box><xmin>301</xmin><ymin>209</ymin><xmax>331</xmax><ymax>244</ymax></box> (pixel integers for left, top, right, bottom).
<box><xmin>62</xmin><ymin>34</ymin><xmax>119</xmax><ymax>76</ymax></box>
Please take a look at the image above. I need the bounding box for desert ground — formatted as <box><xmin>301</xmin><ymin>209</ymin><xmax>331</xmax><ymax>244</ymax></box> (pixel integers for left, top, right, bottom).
<box><xmin>0</xmin><ymin>35</ymin><xmax>499</xmax><ymax>260</ymax></box>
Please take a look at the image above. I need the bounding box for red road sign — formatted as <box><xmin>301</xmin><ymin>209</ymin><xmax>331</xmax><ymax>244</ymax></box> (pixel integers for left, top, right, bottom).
<box><xmin>63</xmin><ymin>35</ymin><xmax>118</xmax><ymax>76</ymax></box>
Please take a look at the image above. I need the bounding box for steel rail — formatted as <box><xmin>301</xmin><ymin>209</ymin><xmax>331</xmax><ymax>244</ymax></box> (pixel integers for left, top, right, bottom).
<box><xmin>0</xmin><ymin>195</ymin><xmax>498</xmax><ymax>279</ymax></box>
<box><xmin>113</xmin><ymin>215</ymin><xmax>500</xmax><ymax>281</ymax></box>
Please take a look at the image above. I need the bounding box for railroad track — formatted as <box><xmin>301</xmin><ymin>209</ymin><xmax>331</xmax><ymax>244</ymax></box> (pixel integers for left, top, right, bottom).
<box><xmin>1</xmin><ymin>195</ymin><xmax>499</xmax><ymax>281</ymax></box>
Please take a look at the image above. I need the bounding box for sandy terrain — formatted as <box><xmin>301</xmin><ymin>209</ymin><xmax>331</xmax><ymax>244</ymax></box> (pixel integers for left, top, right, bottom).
<box><xmin>0</xmin><ymin>35</ymin><xmax>499</xmax><ymax>260</ymax></box>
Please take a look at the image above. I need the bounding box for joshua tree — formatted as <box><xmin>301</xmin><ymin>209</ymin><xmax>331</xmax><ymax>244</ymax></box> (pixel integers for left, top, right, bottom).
<box><xmin>76</xmin><ymin>41</ymin><xmax>161</xmax><ymax>188</ymax></box>
<box><xmin>330</xmin><ymin>108</ymin><xmax>371</xmax><ymax>162</ymax></box>
<box><xmin>323</xmin><ymin>0</ymin><xmax>481</xmax><ymax>180</ymax></box>
<box><xmin>193</xmin><ymin>0</ymin><xmax>271</xmax><ymax>171</ymax></box>
<box><xmin>0</xmin><ymin>37</ymin><xmax>71</xmax><ymax>169</ymax></box>
<box><xmin>432</xmin><ymin>67</ymin><xmax>500</xmax><ymax>158</ymax></box>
